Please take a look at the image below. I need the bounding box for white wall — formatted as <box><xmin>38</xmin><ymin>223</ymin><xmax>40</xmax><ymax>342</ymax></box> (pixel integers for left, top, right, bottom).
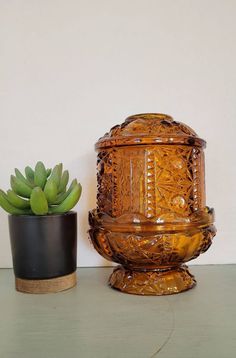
<box><xmin>0</xmin><ymin>0</ymin><xmax>235</xmax><ymax>267</ymax></box>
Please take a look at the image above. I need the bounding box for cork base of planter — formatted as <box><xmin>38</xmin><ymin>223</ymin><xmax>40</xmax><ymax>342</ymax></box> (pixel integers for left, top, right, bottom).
<box><xmin>15</xmin><ymin>271</ymin><xmax>77</xmax><ymax>294</ymax></box>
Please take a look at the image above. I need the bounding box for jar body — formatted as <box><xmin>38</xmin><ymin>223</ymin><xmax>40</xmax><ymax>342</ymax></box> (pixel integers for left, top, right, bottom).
<box><xmin>89</xmin><ymin>114</ymin><xmax>216</xmax><ymax>295</ymax></box>
<box><xmin>96</xmin><ymin>144</ymin><xmax>206</xmax><ymax>218</ymax></box>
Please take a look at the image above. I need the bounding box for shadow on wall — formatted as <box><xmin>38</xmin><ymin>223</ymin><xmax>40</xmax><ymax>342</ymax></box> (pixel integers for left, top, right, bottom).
<box><xmin>0</xmin><ymin>212</ymin><xmax>12</xmax><ymax>268</ymax></box>
<box><xmin>72</xmin><ymin>151</ymin><xmax>111</xmax><ymax>267</ymax></box>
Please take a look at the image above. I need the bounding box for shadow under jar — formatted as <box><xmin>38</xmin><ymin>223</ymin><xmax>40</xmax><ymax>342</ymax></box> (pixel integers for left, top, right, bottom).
<box><xmin>89</xmin><ymin>113</ymin><xmax>216</xmax><ymax>295</ymax></box>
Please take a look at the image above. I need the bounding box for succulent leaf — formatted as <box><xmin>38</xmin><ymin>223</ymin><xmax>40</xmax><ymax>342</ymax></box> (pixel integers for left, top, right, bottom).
<box><xmin>34</xmin><ymin>161</ymin><xmax>47</xmax><ymax>189</ymax></box>
<box><xmin>25</xmin><ymin>166</ymin><xmax>35</xmax><ymax>183</ymax></box>
<box><xmin>30</xmin><ymin>187</ymin><xmax>48</xmax><ymax>215</ymax></box>
<box><xmin>46</xmin><ymin>168</ymin><xmax>52</xmax><ymax>177</ymax></box>
<box><xmin>58</xmin><ymin>170</ymin><xmax>69</xmax><ymax>193</ymax></box>
<box><xmin>49</xmin><ymin>183</ymin><xmax>82</xmax><ymax>214</ymax></box>
<box><xmin>53</xmin><ymin>179</ymin><xmax>77</xmax><ymax>204</ymax></box>
<box><xmin>0</xmin><ymin>190</ymin><xmax>30</xmax><ymax>215</ymax></box>
<box><xmin>11</xmin><ymin>175</ymin><xmax>32</xmax><ymax>198</ymax></box>
<box><xmin>7</xmin><ymin>190</ymin><xmax>30</xmax><ymax>209</ymax></box>
<box><xmin>44</xmin><ymin>178</ymin><xmax>58</xmax><ymax>204</ymax></box>
<box><xmin>15</xmin><ymin>168</ymin><xmax>34</xmax><ymax>188</ymax></box>
<box><xmin>50</xmin><ymin>165</ymin><xmax>62</xmax><ymax>188</ymax></box>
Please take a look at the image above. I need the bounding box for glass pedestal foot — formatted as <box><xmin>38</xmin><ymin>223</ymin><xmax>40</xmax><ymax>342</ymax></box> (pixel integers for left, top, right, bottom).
<box><xmin>109</xmin><ymin>265</ymin><xmax>196</xmax><ymax>296</ymax></box>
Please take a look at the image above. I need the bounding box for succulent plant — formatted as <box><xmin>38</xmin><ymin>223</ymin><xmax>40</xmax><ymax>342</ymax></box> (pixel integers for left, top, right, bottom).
<box><xmin>0</xmin><ymin>162</ymin><xmax>82</xmax><ymax>215</ymax></box>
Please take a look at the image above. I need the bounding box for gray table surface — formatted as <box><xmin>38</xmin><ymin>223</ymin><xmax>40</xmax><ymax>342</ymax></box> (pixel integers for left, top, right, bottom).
<box><xmin>0</xmin><ymin>265</ymin><xmax>235</xmax><ymax>358</ymax></box>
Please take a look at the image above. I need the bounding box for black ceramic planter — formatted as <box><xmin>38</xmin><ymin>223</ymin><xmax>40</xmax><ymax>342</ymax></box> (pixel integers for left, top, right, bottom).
<box><xmin>8</xmin><ymin>211</ymin><xmax>77</xmax><ymax>293</ymax></box>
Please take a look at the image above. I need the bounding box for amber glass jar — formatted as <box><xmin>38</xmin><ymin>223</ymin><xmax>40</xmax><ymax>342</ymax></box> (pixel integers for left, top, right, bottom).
<box><xmin>89</xmin><ymin>113</ymin><xmax>216</xmax><ymax>295</ymax></box>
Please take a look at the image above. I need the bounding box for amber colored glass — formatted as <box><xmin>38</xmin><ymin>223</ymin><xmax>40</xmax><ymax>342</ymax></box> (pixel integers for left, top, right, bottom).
<box><xmin>89</xmin><ymin>113</ymin><xmax>216</xmax><ymax>295</ymax></box>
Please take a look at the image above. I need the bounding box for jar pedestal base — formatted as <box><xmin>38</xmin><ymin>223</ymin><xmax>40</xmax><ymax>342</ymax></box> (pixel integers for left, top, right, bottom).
<box><xmin>109</xmin><ymin>265</ymin><xmax>196</xmax><ymax>296</ymax></box>
<box><xmin>15</xmin><ymin>271</ymin><xmax>77</xmax><ymax>294</ymax></box>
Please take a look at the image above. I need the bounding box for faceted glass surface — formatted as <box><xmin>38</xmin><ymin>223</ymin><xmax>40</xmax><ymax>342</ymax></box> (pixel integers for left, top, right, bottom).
<box><xmin>89</xmin><ymin>113</ymin><xmax>216</xmax><ymax>295</ymax></box>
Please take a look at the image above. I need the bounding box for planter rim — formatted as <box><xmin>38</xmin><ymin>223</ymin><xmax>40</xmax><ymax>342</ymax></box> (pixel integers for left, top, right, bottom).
<box><xmin>8</xmin><ymin>210</ymin><xmax>77</xmax><ymax>219</ymax></box>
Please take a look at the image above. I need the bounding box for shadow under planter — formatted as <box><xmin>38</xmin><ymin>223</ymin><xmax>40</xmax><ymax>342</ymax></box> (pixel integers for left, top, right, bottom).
<box><xmin>9</xmin><ymin>211</ymin><xmax>77</xmax><ymax>293</ymax></box>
